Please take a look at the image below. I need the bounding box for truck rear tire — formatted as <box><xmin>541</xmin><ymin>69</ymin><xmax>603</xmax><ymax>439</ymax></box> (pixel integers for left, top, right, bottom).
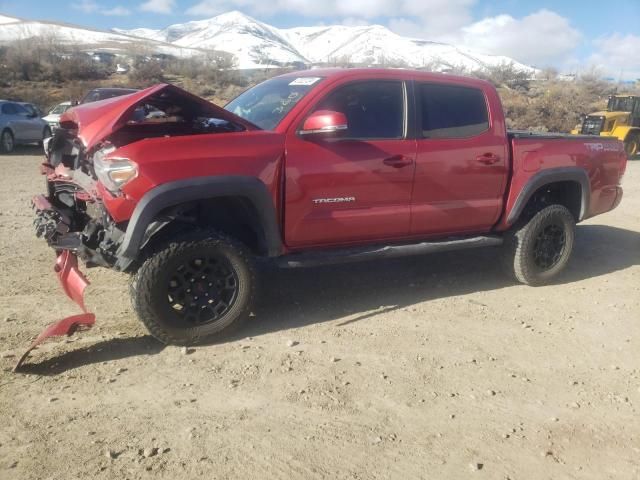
<box><xmin>502</xmin><ymin>205</ymin><xmax>575</xmax><ymax>286</ymax></box>
<box><xmin>130</xmin><ymin>230</ymin><xmax>256</xmax><ymax>345</ymax></box>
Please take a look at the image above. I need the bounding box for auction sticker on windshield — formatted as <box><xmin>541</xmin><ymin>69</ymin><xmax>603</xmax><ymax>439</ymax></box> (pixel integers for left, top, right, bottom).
<box><xmin>289</xmin><ymin>77</ymin><xmax>322</xmax><ymax>86</ymax></box>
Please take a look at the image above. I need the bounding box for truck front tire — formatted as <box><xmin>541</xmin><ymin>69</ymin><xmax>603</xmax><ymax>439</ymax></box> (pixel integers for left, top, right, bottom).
<box><xmin>131</xmin><ymin>230</ymin><xmax>256</xmax><ymax>345</ymax></box>
<box><xmin>503</xmin><ymin>205</ymin><xmax>576</xmax><ymax>286</ymax></box>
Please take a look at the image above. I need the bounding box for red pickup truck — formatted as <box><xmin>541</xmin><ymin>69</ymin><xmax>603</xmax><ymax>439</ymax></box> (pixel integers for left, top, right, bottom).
<box><xmin>29</xmin><ymin>68</ymin><xmax>627</xmax><ymax>353</ymax></box>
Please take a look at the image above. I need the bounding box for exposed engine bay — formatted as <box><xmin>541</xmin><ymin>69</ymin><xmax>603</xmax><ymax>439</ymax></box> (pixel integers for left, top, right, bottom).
<box><xmin>36</xmin><ymin>86</ymin><xmax>246</xmax><ymax>269</ymax></box>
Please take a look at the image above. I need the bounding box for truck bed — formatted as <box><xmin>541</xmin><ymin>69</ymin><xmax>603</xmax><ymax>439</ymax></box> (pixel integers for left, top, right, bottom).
<box><xmin>500</xmin><ymin>131</ymin><xmax>626</xmax><ymax>231</ymax></box>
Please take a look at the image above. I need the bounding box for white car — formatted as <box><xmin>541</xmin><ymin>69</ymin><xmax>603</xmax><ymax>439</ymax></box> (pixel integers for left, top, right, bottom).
<box><xmin>43</xmin><ymin>101</ymin><xmax>73</xmax><ymax>132</ymax></box>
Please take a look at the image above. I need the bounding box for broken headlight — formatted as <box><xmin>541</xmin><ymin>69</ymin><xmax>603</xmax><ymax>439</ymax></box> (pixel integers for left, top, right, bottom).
<box><xmin>93</xmin><ymin>145</ymin><xmax>137</xmax><ymax>194</ymax></box>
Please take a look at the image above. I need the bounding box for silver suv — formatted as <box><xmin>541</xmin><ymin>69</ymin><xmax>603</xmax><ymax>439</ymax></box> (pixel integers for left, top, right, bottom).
<box><xmin>0</xmin><ymin>100</ymin><xmax>51</xmax><ymax>153</ymax></box>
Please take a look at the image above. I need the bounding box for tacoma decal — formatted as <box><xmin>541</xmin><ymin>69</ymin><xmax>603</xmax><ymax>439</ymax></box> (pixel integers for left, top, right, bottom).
<box><xmin>312</xmin><ymin>197</ymin><xmax>356</xmax><ymax>204</ymax></box>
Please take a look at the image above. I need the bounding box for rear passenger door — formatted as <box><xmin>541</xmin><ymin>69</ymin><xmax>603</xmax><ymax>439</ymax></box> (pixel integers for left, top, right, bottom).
<box><xmin>411</xmin><ymin>82</ymin><xmax>508</xmax><ymax>236</ymax></box>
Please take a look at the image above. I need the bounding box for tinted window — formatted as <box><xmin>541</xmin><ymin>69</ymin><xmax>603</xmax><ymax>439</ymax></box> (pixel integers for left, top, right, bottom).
<box><xmin>22</xmin><ymin>104</ymin><xmax>38</xmax><ymax>116</ymax></box>
<box><xmin>315</xmin><ymin>81</ymin><xmax>404</xmax><ymax>139</ymax></box>
<box><xmin>419</xmin><ymin>84</ymin><xmax>488</xmax><ymax>139</ymax></box>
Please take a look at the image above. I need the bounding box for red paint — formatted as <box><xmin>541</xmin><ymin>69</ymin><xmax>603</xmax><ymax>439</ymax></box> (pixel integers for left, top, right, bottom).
<box><xmin>54</xmin><ymin>250</ymin><xmax>91</xmax><ymax>312</ymax></box>
<box><xmin>59</xmin><ymin>83</ymin><xmax>255</xmax><ymax>151</ymax></box>
<box><xmin>68</xmin><ymin>69</ymin><xmax>629</xmax><ymax>249</ymax></box>
<box><xmin>14</xmin><ymin>313</ymin><xmax>95</xmax><ymax>371</ymax></box>
<box><xmin>301</xmin><ymin>110</ymin><xmax>348</xmax><ymax>132</ymax></box>
<box><xmin>14</xmin><ymin>251</ymin><xmax>94</xmax><ymax>370</ymax></box>
<box><xmin>23</xmin><ymin>69</ymin><xmax>628</xmax><ymax>369</ymax></box>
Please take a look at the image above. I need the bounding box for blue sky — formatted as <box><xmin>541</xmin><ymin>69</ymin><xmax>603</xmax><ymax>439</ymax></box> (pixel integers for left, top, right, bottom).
<box><xmin>1</xmin><ymin>0</ymin><xmax>639</xmax><ymax>78</ymax></box>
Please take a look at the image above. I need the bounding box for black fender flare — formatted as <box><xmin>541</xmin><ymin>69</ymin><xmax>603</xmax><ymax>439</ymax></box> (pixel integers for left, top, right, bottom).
<box><xmin>114</xmin><ymin>176</ymin><xmax>282</xmax><ymax>270</ymax></box>
<box><xmin>506</xmin><ymin>167</ymin><xmax>591</xmax><ymax>225</ymax></box>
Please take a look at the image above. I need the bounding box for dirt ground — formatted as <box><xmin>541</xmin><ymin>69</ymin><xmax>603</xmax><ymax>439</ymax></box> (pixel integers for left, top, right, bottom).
<box><xmin>0</xmin><ymin>147</ymin><xmax>638</xmax><ymax>480</ymax></box>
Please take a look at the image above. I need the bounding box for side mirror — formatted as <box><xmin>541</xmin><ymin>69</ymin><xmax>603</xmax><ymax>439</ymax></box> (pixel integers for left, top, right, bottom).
<box><xmin>300</xmin><ymin>110</ymin><xmax>348</xmax><ymax>136</ymax></box>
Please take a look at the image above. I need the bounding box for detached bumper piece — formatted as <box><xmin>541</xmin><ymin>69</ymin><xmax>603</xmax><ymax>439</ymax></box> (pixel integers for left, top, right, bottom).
<box><xmin>14</xmin><ymin>250</ymin><xmax>95</xmax><ymax>371</ymax></box>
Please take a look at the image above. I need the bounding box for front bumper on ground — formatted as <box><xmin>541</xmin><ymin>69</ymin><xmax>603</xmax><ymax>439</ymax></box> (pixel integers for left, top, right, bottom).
<box><xmin>14</xmin><ymin>201</ymin><xmax>96</xmax><ymax>370</ymax></box>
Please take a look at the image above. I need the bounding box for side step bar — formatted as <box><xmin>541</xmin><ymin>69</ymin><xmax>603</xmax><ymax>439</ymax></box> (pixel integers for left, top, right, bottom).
<box><xmin>277</xmin><ymin>235</ymin><xmax>503</xmax><ymax>268</ymax></box>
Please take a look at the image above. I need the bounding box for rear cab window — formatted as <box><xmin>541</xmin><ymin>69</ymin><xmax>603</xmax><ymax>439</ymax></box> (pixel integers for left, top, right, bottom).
<box><xmin>312</xmin><ymin>80</ymin><xmax>405</xmax><ymax>139</ymax></box>
<box><xmin>417</xmin><ymin>83</ymin><xmax>489</xmax><ymax>139</ymax></box>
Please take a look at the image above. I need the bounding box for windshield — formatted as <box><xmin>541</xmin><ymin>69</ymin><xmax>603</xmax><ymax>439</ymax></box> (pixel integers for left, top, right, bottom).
<box><xmin>225</xmin><ymin>76</ymin><xmax>323</xmax><ymax>130</ymax></box>
<box><xmin>50</xmin><ymin>104</ymin><xmax>70</xmax><ymax>115</ymax></box>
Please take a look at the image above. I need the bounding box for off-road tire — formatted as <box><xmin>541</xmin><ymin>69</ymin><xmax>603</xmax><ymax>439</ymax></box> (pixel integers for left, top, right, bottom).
<box><xmin>1</xmin><ymin>129</ymin><xmax>14</xmax><ymax>154</ymax></box>
<box><xmin>130</xmin><ymin>230</ymin><xmax>256</xmax><ymax>345</ymax></box>
<box><xmin>624</xmin><ymin>132</ymin><xmax>639</xmax><ymax>158</ymax></box>
<box><xmin>502</xmin><ymin>205</ymin><xmax>575</xmax><ymax>286</ymax></box>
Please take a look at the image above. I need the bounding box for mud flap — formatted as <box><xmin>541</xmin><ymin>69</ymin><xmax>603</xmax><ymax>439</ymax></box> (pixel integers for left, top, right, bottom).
<box><xmin>14</xmin><ymin>251</ymin><xmax>95</xmax><ymax>371</ymax></box>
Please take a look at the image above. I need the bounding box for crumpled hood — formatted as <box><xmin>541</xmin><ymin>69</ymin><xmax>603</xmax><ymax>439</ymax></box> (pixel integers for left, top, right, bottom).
<box><xmin>59</xmin><ymin>83</ymin><xmax>256</xmax><ymax>151</ymax></box>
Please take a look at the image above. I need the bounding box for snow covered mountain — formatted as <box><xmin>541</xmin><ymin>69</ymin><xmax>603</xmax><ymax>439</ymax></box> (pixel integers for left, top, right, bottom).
<box><xmin>117</xmin><ymin>11</ymin><xmax>536</xmax><ymax>72</ymax></box>
<box><xmin>115</xmin><ymin>11</ymin><xmax>306</xmax><ymax>68</ymax></box>
<box><xmin>0</xmin><ymin>14</ymin><xmax>204</xmax><ymax>58</ymax></box>
<box><xmin>0</xmin><ymin>10</ymin><xmax>536</xmax><ymax>73</ymax></box>
<box><xmin>280</xmin><ymin>24</ymin><xmax>534</xmax><ymax>72</ymax></box>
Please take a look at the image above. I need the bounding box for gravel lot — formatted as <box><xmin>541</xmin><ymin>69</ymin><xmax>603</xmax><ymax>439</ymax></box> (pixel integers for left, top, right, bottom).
<box><xmin>0</xmin><ymin>148</ymin><xmax>639</xmax><ymax>480</ymax></box>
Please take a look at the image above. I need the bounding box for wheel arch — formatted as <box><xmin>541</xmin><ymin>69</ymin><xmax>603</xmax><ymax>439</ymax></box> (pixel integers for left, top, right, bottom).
<box><xmin>506</xmin><ymin>167</ymin><xmax>590</xmax><ymax>226</ymax></box>
<box><xmin>115</xmin><ymin>176</ymin><xmax>282</xmax><ymax>271</ymax></box>
<box><xmin>1</xmin><ymin>125</ymin><xmax>15</xmax><ymax>138</ymax></box>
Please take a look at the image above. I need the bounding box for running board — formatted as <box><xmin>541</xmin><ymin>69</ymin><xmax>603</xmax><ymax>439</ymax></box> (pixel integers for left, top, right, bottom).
<box><xmin>277</xmin><ymin>235</ymin><xmax>503</xmax><ymax>268</ymax></box>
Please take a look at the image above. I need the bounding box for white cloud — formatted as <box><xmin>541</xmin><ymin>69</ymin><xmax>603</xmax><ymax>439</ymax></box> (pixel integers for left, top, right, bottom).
<box><xmin>102</xmin><ymin>6</ymin><xmax>131</xmax><ymax>16</ymax></box>
<box><xmin>186</xmin><ymin>0</ymin><xmax>475</xmax><ymax>36</ymax></box>
<box><xmin>457</xmin><ymin>10</ymin><xmax>582</xmax><ymax>67</ymax></box>
<box><xmin>72</xmin><ymin>0</ymin><xmax>131</xmax><ymax>16</ymax></box>
<box><xmin>185</xmin><ymin>0</ymin><xmax>224</xmax><ymax>16</ymax></box>
<box><xmin>588</xmin><ymin>34</ymin><xmax>640</xmax><ymax>80</ymax></box>
<box><xmin>139</xmin><ymin>0</ymin><xmax>175</xmax><ymax>14</ymax></box>
<box><xmin>341</xmin><ymin>17</ymin><xmax>369</xmax><ymax>27</ymax></box>
<box><xmin>72</xmin><ymin>0</ymin><xmax>99</xmax><ymax>13</ymax></box>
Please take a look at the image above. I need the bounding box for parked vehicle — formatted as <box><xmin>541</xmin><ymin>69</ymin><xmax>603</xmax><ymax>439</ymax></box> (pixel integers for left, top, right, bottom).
<box><xmin>571</xmin><ymin>95</ymin><xmax>640</xmax><ymax>158</ymax></box>
<box><xmin>29</xmin><ymin>69</ymin><xmax>627</xmax><ymax>352</ymax></box>
<box><xmin>43</xmin><ymin>101</ymin><xmax>73</xmax><ymax>132</ymax></box>
<box><xmin>80</xmin><ymin>87</ymin><xmax>138</xmax><ymax>104</ymax></box>
<box><xmin>0</xmin><ymin>100</ymin><xmax>51</xmax><ymax>153</ymax></box>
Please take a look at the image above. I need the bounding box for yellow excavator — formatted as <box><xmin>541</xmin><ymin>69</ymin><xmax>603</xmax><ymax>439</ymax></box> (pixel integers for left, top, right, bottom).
<box><xmin>571</xmin><ymin>95</ymin><xmax>640</xmax><ymax>158</ymax></box>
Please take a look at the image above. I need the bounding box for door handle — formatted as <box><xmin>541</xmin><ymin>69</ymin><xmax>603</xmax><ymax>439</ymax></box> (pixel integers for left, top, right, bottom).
<box><xmin>476</xmin><ymin>153</ymin><xmax>500</xmax><ymax>165</ymax></box>
<box><xmin>383</xmin><ymin>155</ymin><xmax>413</xmax><ymax>168</ymax></box>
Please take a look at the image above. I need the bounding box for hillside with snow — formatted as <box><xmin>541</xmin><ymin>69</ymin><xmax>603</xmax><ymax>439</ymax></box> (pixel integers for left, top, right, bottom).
<box><xmin>0</xmin><ymin>11</ymin><xmax>536</xmax><ymax>73</ymax></box>
<box><xmin>0</xmin><ymin>14</ymin><xmax>205</xmax><ymax>58</ymax></box>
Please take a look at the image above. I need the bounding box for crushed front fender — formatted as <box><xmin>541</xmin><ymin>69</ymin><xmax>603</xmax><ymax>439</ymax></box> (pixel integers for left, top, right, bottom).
<box><xmin>14</xmin><ymin>251</ymin><xmax>95</xmax><ymax>371</ymax></box>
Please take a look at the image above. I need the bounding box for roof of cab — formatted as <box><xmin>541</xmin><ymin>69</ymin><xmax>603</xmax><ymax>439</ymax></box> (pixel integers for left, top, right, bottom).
<box><xmin>276</xmin><ymin>67</ymin><xmax>494</xmax><ymax>89</ymax></box>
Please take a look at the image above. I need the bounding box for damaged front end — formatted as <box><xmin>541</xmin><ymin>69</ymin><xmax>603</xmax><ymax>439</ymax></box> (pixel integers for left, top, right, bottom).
<box><xmin>33</xmin><ymin>145</ymin><xmax>125</xmax><ymax>268</ymax></box>
<box><xmin>16</xmin><ymin>132</ymin><xmax>126</xmax><ymax>370</ymax></box>
<box><xmin>16</xmin><ymin>83</ymin><xmax>254</xmax><ymax>370</ymax></box>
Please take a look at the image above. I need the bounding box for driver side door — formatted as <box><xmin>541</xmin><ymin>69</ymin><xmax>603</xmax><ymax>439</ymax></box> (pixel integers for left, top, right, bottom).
<box><xmin>283</xmin><ymin>80</ymin><xmax>416</xmax><ymax>248</ymax></box>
